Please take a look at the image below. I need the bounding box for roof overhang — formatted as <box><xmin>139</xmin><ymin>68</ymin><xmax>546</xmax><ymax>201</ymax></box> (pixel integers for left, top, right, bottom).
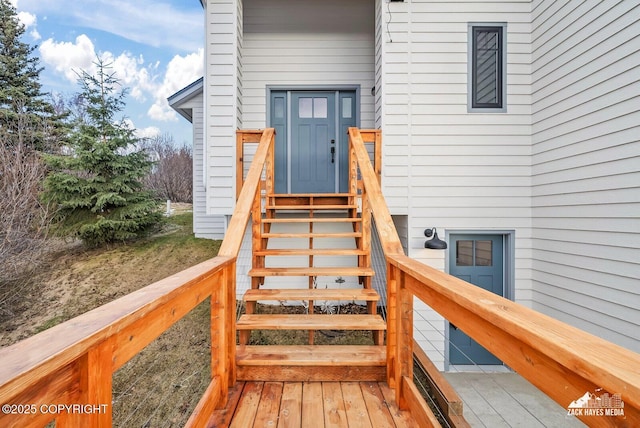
<box><xmin>168</xmin><ymin>77</ymin><xmax>203</xmax><ymax>123</ymax></box>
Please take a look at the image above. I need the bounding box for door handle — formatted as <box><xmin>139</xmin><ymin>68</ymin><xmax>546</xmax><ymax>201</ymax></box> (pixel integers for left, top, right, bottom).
<box><xmin>330</xmin><ymin>147</ymin><xmax>335</xmax><ymax>163</ymax></box>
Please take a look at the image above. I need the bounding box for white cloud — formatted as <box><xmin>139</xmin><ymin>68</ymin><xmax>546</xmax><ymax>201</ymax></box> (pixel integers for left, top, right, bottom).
<box><xmin>136</xmin><ymin>126</ymin><xmax>162</xmax><ymax>140</ymax></box>
<box><xmin>147</xmin><ymin>49</ymin><xmax>203</xmax><ymax>122</ymax></box>
<box><xmin>101</xmin><ymin>51</ymin><xmax>157</xmax><ymax>102</ymax></box>
<box><xmin>14</xmin><ymin>8</ymin><xmax>40</xmax><ymax>40</ymax></box>
<box><xmin>39</xmin><ymin>34</ymin><xmax>203</xmax><ymax>124</ymax></box>
<box><xmin>40</xmin><ymin>35</ymin><xmax>96</xmax><ymax>82</ymax></box>
<box><xmin>18</xmin><ymin>0</ymin><xmax>203</xmax><ymax>53</ymax></box>
<box><xmin>123</xmin><ymin>119</ymin><xmax>161</xmax><ymax>140</ymax></box>
<box><xmin>17</xmin><ymin>11</ymin><xmax>36</xmax><ymax>28</ymax></box>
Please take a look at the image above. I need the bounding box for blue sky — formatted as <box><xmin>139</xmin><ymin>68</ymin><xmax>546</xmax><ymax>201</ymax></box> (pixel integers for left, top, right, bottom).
<box><xmin>12</xmin><ymin>0</ymin><xmax>204</xmax><ymax>145</ymax></box>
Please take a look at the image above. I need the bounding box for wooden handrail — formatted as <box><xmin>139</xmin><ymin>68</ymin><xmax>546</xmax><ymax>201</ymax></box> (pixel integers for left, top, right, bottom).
<box><xmin>0</xmin><ymin>128</ymin><xmax>276</xmax><ymax>428</ymax></box>
<box><xmin>392</xmin><ymin>253</ymin><xmax>640</xmax><ymax>426</ymax></box>
<box><xmin>0</xmin><ymin>255</ymin><xmax>233</xmax><ymax>427</ymax></box>
<box><xmin>348</xmin><ymin>128</ymin><xmax>403</xmax><ymax>257</ymax></box>
<box><xmin>222</xmin><ymin>128</ymin><xmax>275</xmax><ymax>257</ymax></box>
<box><xmin>348</xmin><ymin>127</ymin><xmax>640</xmax><ymax>427</ymax></box>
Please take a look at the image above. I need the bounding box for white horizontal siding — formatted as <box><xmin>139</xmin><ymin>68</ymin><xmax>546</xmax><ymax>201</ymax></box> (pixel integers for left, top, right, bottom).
<box><xmin>191</xmin><ymin>99</ymin><xmax>227</xmax><ymax>239</ymax></box>
<box><xmin>531</xmin><ymin>0</ymin><xmax>640</xmax><ymax>352</ymax></box>
<box><xmin>206</xmin><ymin>0</ymin><xmax>241</xmax><ymax>216</ymax></box>
<box><xmin>382</xmin><ymin>0</ymin><xmax>533</xmax><ymax>266</ymax></box>
<box><xmin>380</xmin><ymin>0</ymin><xmax>534</xmax><ymax>368</ymax></box>
<box><xmin>241</xmin><ymin>0</ymin><xmax>375</xmax><ymax>130</ymax></box>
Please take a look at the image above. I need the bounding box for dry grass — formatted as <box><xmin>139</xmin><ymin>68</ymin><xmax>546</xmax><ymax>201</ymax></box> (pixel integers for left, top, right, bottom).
<box><xmin>0</xmin><ymin>210</ymin><xmax>220</xmax><ymax>346</ymax></box>
<box><xmin>0</xmin><ymin>210</ymin><xmax>220</xmax><ymax>427</ymax></box>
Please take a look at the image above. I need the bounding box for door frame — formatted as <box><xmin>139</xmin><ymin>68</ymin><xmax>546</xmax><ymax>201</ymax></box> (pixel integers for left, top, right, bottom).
<box><xmin>266</xmin><ymin>85</ymin><xmax>361</xmax><ymax>194</ymax></box>
<box><xmin>443</xmin><ymin>229</ymin><xmax>516</xmax><ymax>370</ymax></box>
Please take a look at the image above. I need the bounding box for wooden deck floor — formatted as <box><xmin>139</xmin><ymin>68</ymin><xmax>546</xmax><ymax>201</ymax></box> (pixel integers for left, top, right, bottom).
<box><xmin>208</xmin><ymin>381</ymin><xmax>418</xmax><ymax>428</ymax></box>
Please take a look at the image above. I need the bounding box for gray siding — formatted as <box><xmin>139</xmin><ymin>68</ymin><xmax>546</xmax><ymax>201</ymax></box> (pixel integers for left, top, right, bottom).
<box><xmin>531</xmin><ymin>0</ymin><xmax>640</xmax><ymax>352</ymax></box>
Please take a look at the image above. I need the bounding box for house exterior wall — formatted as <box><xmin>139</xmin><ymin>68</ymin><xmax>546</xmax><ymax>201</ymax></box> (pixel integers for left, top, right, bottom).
<box><xmin>187</xmin><ymin>93</ymin><xmax>227</xmax><ymax>239</ymax></box>
<box><xmin>205</xmin><ymin>0</ymin><xmax>242</xmax><ymax>216</ymax></box>
<box><xmin>199</xmin><ymin>0</ymin><xmax>639</xmax><ymax>362</ymax></box>
<box><xmin>379</xmin><ymin>0</ymin><xmax>534</xmax><ymax>368</ymax></box>
<box><xmin>241</xmin><ymin>0</ymin><xmax>375</xmax><ymax>130</ymax></box>
<box><xmin>531</xmin><ymin>0</ymin><xmax>640</xmax><ymax>352</ymax></box>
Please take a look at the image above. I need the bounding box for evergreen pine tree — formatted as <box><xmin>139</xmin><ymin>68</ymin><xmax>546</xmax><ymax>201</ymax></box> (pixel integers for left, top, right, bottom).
<box><xmin>43</xmin><ymin>59</ymin><xmax>162</xmax><ymax>246</ymax></box>
<box><xmin>0</xmin><ymin>0</ymin><xmax>62</xmax><ymax>151</ymax></box>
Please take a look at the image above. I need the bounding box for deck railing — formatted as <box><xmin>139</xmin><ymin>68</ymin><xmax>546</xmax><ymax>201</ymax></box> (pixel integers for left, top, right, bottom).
<box><xmin>347</xmin><ymin>127</ymin><xmax>640</xmax><ymax>428</ymax></box>
<box><xmin>0</xmin><ymin>129</ymin><xmax>275</xmax><ymax>428</ymax></box>
<box><xmin>1</xmin><ymin>127</ymin><xmax>638</xmax><ymax>428</ymax></box>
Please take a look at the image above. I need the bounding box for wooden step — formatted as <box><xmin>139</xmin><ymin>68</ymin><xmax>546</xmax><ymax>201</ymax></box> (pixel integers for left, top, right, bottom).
<box><xmin>262</xmin><ymin>217</ymin><xmax>361</xmax><ymax>224</ymax></box>
<box><xmin>248</xmin><ymin>267</ymin><xmax>374</xmax><ymax>277</ymax></box>
<box><xmin>262</xmin><ymin>232</ymin><xmax>361</xmax><ymax>239</ymax></box>
<box><xmin>268</xmin><ymin>194</ymin><xmax>356</xmax><ymax>208</ymax></box>
<box><xmin>243</xmin><ymin>288</ymin><xmax>380</xmax><ymax>302</ymax></box>
<box><xmin>236</xmin><ymin>345</ymin><xmax>386</xmax><ymax>366</ymax></box>
<box><xmin>269</xmin><ymin>193</ymin><xmax>356</xmax><ymax>198</ymax></box>
<box><xmin>236</xmin><ymin>345</ymin><xmax>387</xmax><ymax>381</ymax></box>
<box><xmin>236</xmin><ymin>314</ymin><xmax>386</xmax><ymax>331</ymax></box>
<box><xmin>266</xmin><ymin>204</ymin><xmax>357</xmax><ymax>211</ymax></box>
<box><xmin>254</xmin><ymin>248</ymin><xmax>367</xmax><ymax>256</ymax></box>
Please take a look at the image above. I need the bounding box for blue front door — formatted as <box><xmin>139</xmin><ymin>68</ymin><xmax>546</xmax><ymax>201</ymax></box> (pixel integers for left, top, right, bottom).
<box><xmin>449</xmin><ymin>234</ymin><xmax>504</xmax><ymax>365</ymax></box>
<box><xmin>270</xmin><ymin>90</ymin><xmax>356</xmax><ymax>194</ymax></box>
<box><xmin>291</xmin><ymin>92</ymin><xmax>336</xmax><ymax>193</ymax></box>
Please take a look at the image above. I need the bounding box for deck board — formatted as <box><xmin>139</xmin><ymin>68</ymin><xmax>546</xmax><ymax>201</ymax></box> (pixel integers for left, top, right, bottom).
<box><xmin>229</xmin><ymin>382</ymin><xmax>263</xmax><ymax>428</ymax></box>
<box><xmin>302</xmin><ymin>382</ymin><xmax>324</xmax><ymax>426</ymax></box>
<box><xmin>342</xmin><ymin>382</ymin><xmax>374</xmax><ymax>428</ymax></box>
<box><xmin>253</xmin><ymin>382</ymin><xmax>283</xmax><ymax>428</ymax></box>
<box><xmin>213</xmin><ymin>381</ymin><xmax>417</xmax><ymax>428</ymax></box>
<box><xmin>277</xmin><ymin>382</ymin><xmax>303</xmax><ymax>428</ymax></box>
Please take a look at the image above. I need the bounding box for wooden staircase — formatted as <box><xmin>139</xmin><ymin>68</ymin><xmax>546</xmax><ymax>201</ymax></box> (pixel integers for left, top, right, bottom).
<box><xmin>236</xmin><ymin>193</ymin><xmax>386</xmax><ymax>382</ymax></box>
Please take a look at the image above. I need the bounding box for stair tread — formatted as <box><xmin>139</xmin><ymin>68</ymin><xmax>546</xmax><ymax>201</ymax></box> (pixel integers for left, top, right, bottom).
<box><xmin>262</xmin><ymin>232</ymin><xmax>361</xmax><ymax>238</ymax></box>
<box><xmin>236</xmin><ymin>345</ymin><xmax>385</xmax><ymax>366</ymax></box>
<box><xmin>269</xmin><ymin>193</ymin><xmax>356</xmax><ymax>198</ymax></box>
<box><xmin>243</xmin><ymin>288</ymin><xmax>380</xmax><ymax>302</ymax></box>
<box><xmin>266</xmin><ymin>204</ymin><xmax>357</xmax><ymax>210</ymax></box>
<box><xmin>254</xmin><ymin>249</ymin><xmax>367</xmax><ymax>256</ymax></box>
<box><xmin>248</xmin><ymin>267</ymin><xmax>374</xmax><ymax>277</ymax></box>
<box><xmin>237</xmin><ymin>314</ymin><xmax>386</xmax><ymax>330</ymax></box>
<box><xmin>262</xmin><ymin>217</ymin><xmax>361</xmax><ymax>223</ymax></box>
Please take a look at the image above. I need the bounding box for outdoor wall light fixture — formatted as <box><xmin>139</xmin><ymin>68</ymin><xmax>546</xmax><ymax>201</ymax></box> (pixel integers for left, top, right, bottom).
<box><xmin>424</xmin><ymin>228</ymin><xmax>447</xmax><ymax>250</ymax></box>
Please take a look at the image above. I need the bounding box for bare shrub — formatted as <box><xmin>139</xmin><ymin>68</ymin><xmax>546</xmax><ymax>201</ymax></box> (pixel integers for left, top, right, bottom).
<box><xmin>0</xmin><ymin>142</ymin><xmax>54</xmax><ymax>318</ymax></box>
<box><xmin>142</xmin><ymin>134</ymin><xmax>193</xmax><ymax>203</ymax></box>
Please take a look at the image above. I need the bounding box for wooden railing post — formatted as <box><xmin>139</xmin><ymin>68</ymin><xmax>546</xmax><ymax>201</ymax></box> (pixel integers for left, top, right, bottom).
<box><xmin>374</xmin><ymin>129</ymin><xmax>382</xmax><ymax>184</ymax></box>
<box><xmin>266</xmin><ymin>130</ymin><xmax>275</xmax><ymax>196</ymax></box>
<box><xmin>236</xmin><ymin>131</ymin><xmax>244</xmax><ymax>201</ymax></box>
<box><xmin>397</xmin><ymin>276</ymin><xmax>414</xmax><ymax>410</ymax></box>
<box><xmin>211</xmin><ymin>266</ymin><xmax>229</xmax><ymax>408</ymax></box>
<box><xmin>224</xmin><ymin>263</ymin><xmax>236</xmax><ymax>388</ymax></box>
<box><xmin>386</xmin><ymin>263</ymin><xmax>398</xmax><ymax>389</ymax></box>
<box><xmin>57</xmin><ymin>339</ymin><xmax>114</xmax><ymax>427</ymax></box>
